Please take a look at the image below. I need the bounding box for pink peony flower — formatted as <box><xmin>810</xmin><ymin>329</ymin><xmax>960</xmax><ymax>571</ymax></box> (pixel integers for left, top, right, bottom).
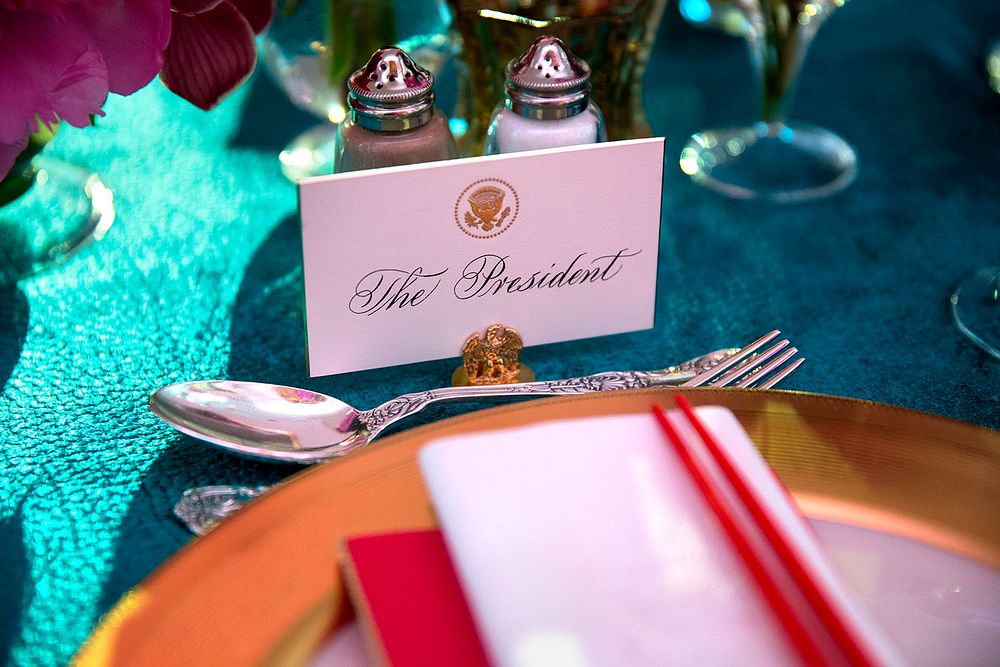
<box><xmin>0</xmin><ymin>0</ymin><xmax>274</xmax><ymax>181</ymax></box>
<box><xmin>0</xmin><ymin>1</ymin><xmax>171</xmax><ymax>179</ymax></box>
<box><xmin>160</xmin><ymin>0</ymin><xmax>274</xmax><ymax>110</ymax></box>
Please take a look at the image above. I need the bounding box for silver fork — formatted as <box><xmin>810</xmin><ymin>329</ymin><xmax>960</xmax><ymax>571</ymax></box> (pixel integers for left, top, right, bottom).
<box><xmin>174</xmin><ymin>331</ymin><xmax>803</xmax><ymax>534</ymax></box>
<box><xmin>681</xmin><ymin>329</ymin><xmax>804</xmax><ymax>390</ymax></box>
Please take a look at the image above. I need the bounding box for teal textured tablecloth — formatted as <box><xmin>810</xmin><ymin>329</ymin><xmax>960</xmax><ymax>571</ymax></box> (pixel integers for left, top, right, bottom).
<box><xmin>1</xmin><ymin>3</ymin><xmax>999</xmax><ymax>665</ymax></box>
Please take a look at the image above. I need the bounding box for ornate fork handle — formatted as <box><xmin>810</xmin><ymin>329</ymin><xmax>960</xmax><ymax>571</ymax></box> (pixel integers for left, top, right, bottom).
<box><xmin>174</xmin><ymin>485</ymin><xmax>267</xmax><ymax>536</ymax></box>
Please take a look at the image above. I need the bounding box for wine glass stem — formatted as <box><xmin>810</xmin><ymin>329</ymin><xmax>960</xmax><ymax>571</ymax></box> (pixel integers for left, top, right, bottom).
<box><xmin>750</xmin><ymin>3</ymin><xmax>818</xmax><ymax>124</ymax></box>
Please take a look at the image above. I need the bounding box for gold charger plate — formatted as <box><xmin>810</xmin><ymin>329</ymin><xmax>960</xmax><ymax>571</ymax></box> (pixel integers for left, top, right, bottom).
<box><xmin>76</xmin><ymin>389</ymin><xmax>1000</xmax><ymax>666</ymax></box>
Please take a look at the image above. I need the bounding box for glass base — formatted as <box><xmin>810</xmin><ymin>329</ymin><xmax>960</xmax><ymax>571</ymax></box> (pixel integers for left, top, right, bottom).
<box><xmin>0</xmin><ymin>157</ymin><xmax>115</xmax><ymax>285</ymax></box>
<box><xmin>277</xmin><ymin>123</ymin><xmax>338</xmax><ymax>181</ymax></box>
<box><xmin>950</xmin><ymin>266</ymin><xmax>1000</xmax><ymax>360</ymax></box>
<box><xmin>680</xmin><ymin>122</ymin><xmax>858</xmax><ymax>203</ymax></box>
<box><xmin>987</xmin><ymin>40</ymin><xmax>1000</xmax><ymax>95</ymax></box>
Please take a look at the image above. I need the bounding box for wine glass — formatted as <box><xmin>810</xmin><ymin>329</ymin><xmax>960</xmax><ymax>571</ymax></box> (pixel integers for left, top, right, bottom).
<box><xmin>949</xmin><ymin>42</ymin><xmax>1000</xmax><ymax>360</ymax></box>
<box><xmin>951</xmin><ymin>267</ymin><xmax>1000</xmax><ymax>360</ymax></box>
<box><xmin>987</xmin><ymin>39</ymin><xmax>1000</xmax><ymax>94</ymax></box>
<box><xmin>0</xmin><ymin>126</ymin><xmax>115</xmax><ymax>286</ymax></box>
<box><xmin>679</xmin><ymin>0</ymin><xmax>858</xmax><ymax>202</ymax></box>
<box><xmin>260</xmin><ymin>0</ymin><xmax>457</xmax><ymax>181</ymax></box>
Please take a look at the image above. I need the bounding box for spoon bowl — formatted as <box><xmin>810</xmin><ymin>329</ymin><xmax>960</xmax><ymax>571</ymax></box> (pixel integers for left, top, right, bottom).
<box><xmin>150</xmin><ymin>381</ymin><xmax>369</xmax><ymax>463</ymax></box>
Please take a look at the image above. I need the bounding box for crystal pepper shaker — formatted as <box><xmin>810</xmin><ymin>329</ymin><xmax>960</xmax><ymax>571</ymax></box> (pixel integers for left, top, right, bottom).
<box><xmin>334</xmin><ymin>47</ymin><xmax>459</xmax><ymax>173</ymax></box>
<box><xmin>484</xmin><ymin>35</ymin><xmax>607</xmax><ymax>155</ymax></box>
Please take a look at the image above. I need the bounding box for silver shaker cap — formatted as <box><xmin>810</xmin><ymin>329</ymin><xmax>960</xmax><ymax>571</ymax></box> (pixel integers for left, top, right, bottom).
<box><xmin>348</xmin><ymin>47</ymin><xmax>435</xmax><ymax>131</ymax></box>
<box><xmin>505</xmin><ymin>36</ymin><xmax>591</xmax><ymax>120</ymax></box>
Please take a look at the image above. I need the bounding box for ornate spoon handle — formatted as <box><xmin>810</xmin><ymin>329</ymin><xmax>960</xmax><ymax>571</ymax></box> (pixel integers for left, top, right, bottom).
<box><xmin>358</xmin><ymin>348</ymin><xmax>737</xmax><ymax>438</ymax></box>
<box><xmin>174</xmin><ymin>348</ymin><xmax>737</xmax><ymax>535</ymax></box>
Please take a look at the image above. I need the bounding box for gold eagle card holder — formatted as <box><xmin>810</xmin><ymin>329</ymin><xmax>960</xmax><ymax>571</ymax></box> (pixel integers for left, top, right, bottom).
<box><xmin>452</xmin><ymin>324</ymin><xmax>535</xmax><ymax>386</ymax></box>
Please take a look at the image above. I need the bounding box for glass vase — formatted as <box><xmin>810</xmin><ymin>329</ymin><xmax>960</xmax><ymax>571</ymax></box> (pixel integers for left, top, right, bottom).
<box><xmin>446</xmin><ymin>0</ymin><xmax>668</xmax><ymax>156</ymax></box>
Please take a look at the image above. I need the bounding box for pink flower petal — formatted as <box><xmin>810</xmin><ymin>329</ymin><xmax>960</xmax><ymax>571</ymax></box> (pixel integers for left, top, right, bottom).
<box><xmin>0</xmin><ymin>10</ymin><xmax>108</xmax><ymax>143</ymax></box>
<box><xmin>230</xmin><ymin>0</ymin><xmax>275</xmax><ymax>34</ymax></box>
<box><xmin>1</xmin><ymin>1</ymin><xmax>67</xmax><ymax>14</ymax></box>
<box><xmin>170</xmin><ymin>0</ymin><xmax>225</xmax><ymax>16</ymax></box>
<box><xmin>68</xmin><ymin>0</ymin><xmax>172</xmax><ymax>95</ymax></box>
<box><xmin>159</xmin><ymin>1</ymin><xmax>256</xmax><ymax>110</ymax></box>
<box><xmin>0</xmin><ymin>135</ymin><xmax>29</xmax><ymax>182</ymax></box>
<box><xmin>45</xmin><ymin>45</ymin><xmax>108</xmax><ymax>128</ymax></box>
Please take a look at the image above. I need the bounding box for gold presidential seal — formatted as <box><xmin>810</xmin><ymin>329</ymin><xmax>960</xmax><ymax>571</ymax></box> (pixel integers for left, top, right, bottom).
<box><xmin>455</xmin><ymin>178</ymin><xmax>519</xmax><ymax>239</ymax></box>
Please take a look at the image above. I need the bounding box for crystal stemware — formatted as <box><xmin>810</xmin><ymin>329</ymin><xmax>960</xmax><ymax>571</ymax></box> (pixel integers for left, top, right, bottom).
<box><xmin>987</xmin><ymin>39</ymin><xmax>1000</xmax><ymax>94</ymax></box>
<box><xmin>679</xmin><ymin>0</ymin><xmax>857</xmax><ymax>202</ymax></box>
<box><xmin>948</xmin><ymin>43</ymin><xmax>1000</xmax><ymax>361</ymax></box>
<box><xmin>0</xmin><ymin>127</ymin><xmax>115</xmax><ymax>286</ymax></box>
<box><xmin>950</xmin><ymin>267</ymin><xmax>1000</xmax><ymax>361</ymax></box>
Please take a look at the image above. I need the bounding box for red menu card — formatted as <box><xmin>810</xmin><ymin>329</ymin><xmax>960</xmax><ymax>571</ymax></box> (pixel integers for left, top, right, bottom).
<box><xmin>341</xmin><ymin>529</ymin><xmax>491</xmax><ymax>667</ymax></box>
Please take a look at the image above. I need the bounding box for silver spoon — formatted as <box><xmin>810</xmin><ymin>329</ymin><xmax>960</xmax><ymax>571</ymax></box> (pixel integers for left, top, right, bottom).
<box><xmin>150</xmin><ymin>346</ymin><xmax>751</xmax><ymax>465</ymax></box>
<box><xmin>151</xmin><ymin>331</ymin><xmax>796</xmax><ymax>468</ymax></box>
<box><xmin>165</xmin><ymin>331</ymin><xmax>802</xmax><ymax>533</ymax></box>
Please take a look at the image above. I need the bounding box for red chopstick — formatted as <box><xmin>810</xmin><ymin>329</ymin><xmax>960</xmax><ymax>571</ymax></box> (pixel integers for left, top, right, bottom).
<box><xmin>671</xmin><ymin>396</ymin><xmax>881</xmax><ymax>667</ymax></box>
<box><xmin>652</xmin><ymin>399</ymin><xmax>881</xmax><ymax>667</ymax></box>
<box><xmin>652</xmin><ymin>404</ymin><xmax>832</xmax><ymax>666</ymax></box>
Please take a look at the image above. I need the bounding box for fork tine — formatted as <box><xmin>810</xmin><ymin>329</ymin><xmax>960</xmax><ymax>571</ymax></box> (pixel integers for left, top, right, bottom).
<box><xmin>732</xmin><ymin>347</ymin><xmax>798</xmax><ymax>388</ymax></box>
<box><xmin>755</xmin><ymin>357</ymin><xmax>805</xmax><ymax>389</ymax></box>
<box><xmin>729</xmin><ymin>351</ymin><xmax>804</xmax><ymax>390</ymax></box>
<box><xmin>709</xmin><ymin>340</ymin><xmax>791</xmax><ymax>388</ymax></box>
<box><xmin>681</xmin><ymin>330</ymin><xmax>781</xmax><ymax>387</ymax></box>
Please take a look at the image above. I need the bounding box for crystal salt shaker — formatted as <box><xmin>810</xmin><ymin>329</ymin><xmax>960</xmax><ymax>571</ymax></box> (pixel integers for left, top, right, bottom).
<box><xmin>484</xmin><ymin>35</ymin><xmax>607</xmax><ymax>155</ymax></box>
<box><xmin>334</xmin><ymin>47</ymin><xmax>459</xmax><ymax>173</ymax></box>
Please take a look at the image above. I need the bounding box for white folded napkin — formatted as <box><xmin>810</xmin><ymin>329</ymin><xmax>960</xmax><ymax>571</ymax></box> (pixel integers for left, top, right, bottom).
<box><xmin>419</xmin><ymin>406</ymin><xmax>905</xmax><ymax>667</ymax></box>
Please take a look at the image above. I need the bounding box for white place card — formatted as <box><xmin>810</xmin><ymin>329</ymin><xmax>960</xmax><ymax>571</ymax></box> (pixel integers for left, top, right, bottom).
<box><xmin>298</xmin><ymin>138</ymin><xmax>665</xmax><ymax>376</ymax></box>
